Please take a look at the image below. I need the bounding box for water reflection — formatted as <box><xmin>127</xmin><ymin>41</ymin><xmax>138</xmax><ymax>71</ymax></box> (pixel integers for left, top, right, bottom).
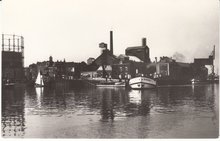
<box><xmin>35</xmin><ymin>87</ymin><xmax>44</xmax><ymax>108</ymax></box>
<box><xmin>2</xmin><ymin>87</ymin><xmax>25</xmax><ymax>137</ymax></box>
<box><xmin>98</xmin><ymin>88</ymin><xmax>157</xmax><ymax>121</ymax></box>
<box><xmin>125</xmin><ymin>89</ymin><xmax>156</xmax><ymax>116</ymax></box>
<box><xmin>129</xmin><ymin>90</ymin><xmax>142</xmax><ymax>104</ymax></box>
<box><xmin>100</xmin><ymin>89</ymin><xmax>114</xmax><ymax>121</ymax></box>
<box><xmin>1</xmin><ymin>84</ymin><xmax>219</xmax><ymax>138</ymax></box>
<box><xmin>96</xmin><ymin>88</ymin><xmax>129</xmax><ymax>121</ymax></box>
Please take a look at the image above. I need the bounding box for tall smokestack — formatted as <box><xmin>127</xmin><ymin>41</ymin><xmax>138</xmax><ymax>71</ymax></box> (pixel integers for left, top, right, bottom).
<box><xmin>110</xmin><ymin>31</ymin><xmax>113</xmax><ymax>55</ymax></box>
<box><xmin>142</xmin><ymin>38</ymin><xmax>146</xmax><ymax>46</ymax></box>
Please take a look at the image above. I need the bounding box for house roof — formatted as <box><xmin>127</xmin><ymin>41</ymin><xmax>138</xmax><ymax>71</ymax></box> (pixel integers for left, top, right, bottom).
<box><xmin>117</xmin><ymin>54</ymin><xmax>143</xmax><ymax>62</ymax></box>
<box><xmin>126</xmin><ymin>46</ymin><xmax>148</xmax><ymax>51</ymax></box>
<box><xmin>93</xmin><ymin>49</ymin><xmax>117</xmax><ymax>66</ymax></box>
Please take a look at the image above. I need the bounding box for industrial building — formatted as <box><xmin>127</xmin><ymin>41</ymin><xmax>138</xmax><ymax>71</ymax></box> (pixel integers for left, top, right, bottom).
<box><xmin>82</xmin><ymin>31</ymin><xmax>148</xmax><ymax>80</ymax></box>
<box><xmin>125</xmin><ymin>38</ymin><xmax>151</xmax><ymax>64</ymax></box>
<box><xmin>154</xmin><ymin>57</ymin><xmax>194</xmax><ymax>84</ymax></box>
<box><xmin>193</xmin><ymin>49</ymin><xmax>215</xmax><ymax>81</ymax></box>
<box><xmin>23</xmin><ymin>30</ymin><xmax>217</xmax><ymax>86</ymax></box>
<box><xmin>153</xmin><ymin>53</ymin><xmax>215</xmax><ymax>85</ymax></box>
<box><xmin>2</xmin><ymin>34</ymin><xmax>24</xmax><ymax>84</ymax></box>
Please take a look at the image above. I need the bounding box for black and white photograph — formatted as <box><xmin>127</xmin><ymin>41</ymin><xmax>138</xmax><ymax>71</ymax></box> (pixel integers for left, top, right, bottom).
<box><xmin>1</xmin><ymin>0</ymin><xmax>219</xmax><ymax>139</ymax></box>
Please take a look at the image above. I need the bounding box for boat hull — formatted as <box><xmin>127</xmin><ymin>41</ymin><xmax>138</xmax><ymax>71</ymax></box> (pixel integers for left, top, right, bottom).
<box><xmin>129</xmin><ymin>77</ymin><xmax>156</xmax><ymax>89</ymax></box>
<box><xmin>96</xmin><ymin>82</ymin><xmax>125</xmax><ymax>88</ymax></box>
<box><xmin>96</xmin><ymin>84</ymin><xmax>125</xmax><ymax>87</ymax></box>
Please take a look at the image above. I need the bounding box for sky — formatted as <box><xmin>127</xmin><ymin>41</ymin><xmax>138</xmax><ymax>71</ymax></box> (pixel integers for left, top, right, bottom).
<box><xmin>1</xmin><ymin>0</ymin><xmax>219</xmax><ymax>71</ymax></box>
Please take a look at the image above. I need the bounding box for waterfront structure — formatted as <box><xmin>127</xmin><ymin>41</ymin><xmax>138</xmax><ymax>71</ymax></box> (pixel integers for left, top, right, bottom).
<box><xmin>155</xmin><ymin>56</ymin><xmax>193</xmax><ymax>83</ymax></box>
<box><xmin>193</xmin><ymin>47</ymin><xmax>215</xmax><ymax>81</ymax></box>
<box><xmin>26</xmin><ymin>56</ymin><xmax>87</xmax><ymax>86</ymax></box>
<box><xmin>194</xmin><ymin>48</ymin><xmax>214</xmax><ymax>75</ymax></box>
<box><xmin>153</xmin><ymin>55</ymin><xmax>214</xmax><ymax>84</ymax></box>
<box><xmin>2</xmin><ymin>34</ymin><xmax>24</xmax><ymax>84</ymax></box>
<box><xmin>125</xmin><ymin>38</ymin><xmax>151</xmax><ymax>64</ymax></box>
<box><xmin>112</xmin><ymin>54</ymin><xmax>145</xmax><ymax>79</ymax></box>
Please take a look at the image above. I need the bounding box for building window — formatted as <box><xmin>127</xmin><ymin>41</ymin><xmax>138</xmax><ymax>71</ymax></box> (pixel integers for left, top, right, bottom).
<box><xmin>120</xmin><ymin>67</ymin><xmax>123</xmax><ymax>72</ymax></box>
<box><xmin>136</xmin><ymin>69</ymin><xmax>138</xmax><ymax>74</ymax></box>
<box><xmin>125</xmin><ymin>66</ymin><xmax>128</xmax><ymax>71</ymax></box>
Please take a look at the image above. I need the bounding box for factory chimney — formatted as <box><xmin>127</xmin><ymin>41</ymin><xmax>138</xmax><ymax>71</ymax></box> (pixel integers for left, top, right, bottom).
<box><xmin>110</xmin><ymin>31</ymin><xmax>113</xmax><ymax>55</ymax></box>
<box><xmin>142</xmin><ymin>38</ymin><xmax>146</xmax><ymax>46</ymax></box>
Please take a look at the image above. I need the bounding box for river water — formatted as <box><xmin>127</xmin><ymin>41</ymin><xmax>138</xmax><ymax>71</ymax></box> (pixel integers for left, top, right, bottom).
<box><xmin>2</xmin><ymin>84</ymin><xmax>219</xmax><ymax>138</ymax></box>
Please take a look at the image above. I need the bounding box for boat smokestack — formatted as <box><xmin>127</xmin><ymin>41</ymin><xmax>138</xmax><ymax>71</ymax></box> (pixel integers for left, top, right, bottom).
<box><xmin>142</xmin><ymin>38</ymin><xmax>146</xmax><ymax>46</ymax></box>
<box><xmin>110</xmin><ymin>31</ymin><xmax>113</xmax><ymax>55</ymax></box>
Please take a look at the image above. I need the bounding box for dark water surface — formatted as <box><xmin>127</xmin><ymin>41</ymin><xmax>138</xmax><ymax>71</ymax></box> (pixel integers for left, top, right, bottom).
<box><xmin>2</xmin><ymin>84</ymin><xmax>219</xmax><ymax>138</ymax></box>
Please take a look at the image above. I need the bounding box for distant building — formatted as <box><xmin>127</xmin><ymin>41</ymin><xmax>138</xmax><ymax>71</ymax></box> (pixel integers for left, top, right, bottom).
<box><xmin>26</xmin><ymin>56</ymin><xmax>88</xmax><ymax>85</ymax></box>
<box><xmin>112</xmin><ymin>54</ymin><xmax>145</xmax><ymax>79</ymax></box>
<box><xmin>125</xmin><ymin>38</ymin><xmax>151</xmax><ymax>64</ymax></box>
<box><xmin>194</xmin><ymin>55</ymin><xmax>213</xmax><ymax>66</ymax></box>
<box><xmin>155</xmin><ymin>56</ymin><xmax>194</xmax><ymax>83</ymax></box>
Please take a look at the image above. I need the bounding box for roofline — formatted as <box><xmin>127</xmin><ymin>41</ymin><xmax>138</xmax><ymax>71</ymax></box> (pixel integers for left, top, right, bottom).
<box><xmin>126</xmin><ymin>46</ymin><xmax>149</xmax><ymax>50</ymax></box>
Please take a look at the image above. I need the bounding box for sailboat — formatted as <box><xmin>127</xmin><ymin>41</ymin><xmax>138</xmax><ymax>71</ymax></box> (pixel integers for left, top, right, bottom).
<box><xmin>35</xmin><ymin>71</ymin><xmax>44</xmax><ymax>87</ymax></box>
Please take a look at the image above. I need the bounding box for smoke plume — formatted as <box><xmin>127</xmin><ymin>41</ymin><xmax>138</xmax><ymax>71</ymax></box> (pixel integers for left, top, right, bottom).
<box><xmin>172</xmin><ymin>52</ymin><xmax>186</xmax><ymax>62</ymax></box>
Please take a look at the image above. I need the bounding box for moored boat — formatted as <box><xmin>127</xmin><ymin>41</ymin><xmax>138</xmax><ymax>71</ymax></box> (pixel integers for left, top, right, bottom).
<box><xmin>96</xmin><ymin>81</ymin><xmax>125</xmax><ymax>87</ymax></box>
<box><xmin>129</xmin><ymin>76</ymin><xmax>157</xmax><ymax>89</ymax></box>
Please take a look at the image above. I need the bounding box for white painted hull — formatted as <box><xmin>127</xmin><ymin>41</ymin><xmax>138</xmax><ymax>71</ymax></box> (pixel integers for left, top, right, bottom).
<box><xmin>129</xmin><ymin>77</ymin><xmax>156</xmax><ymax>89</ymax></box>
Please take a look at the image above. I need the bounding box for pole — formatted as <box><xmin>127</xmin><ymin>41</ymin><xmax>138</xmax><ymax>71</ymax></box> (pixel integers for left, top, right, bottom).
<box><xmin>2</xmin><ymin>34</ymin><xmax>4</xmax><ymax>51</ymax></box>
<box><xmin>13</xmin><ymin>35</ymin><xmax>15</xmax><ymax>51</ymax></box>
<box><xmin>8</xmin><ymin>39</ymin><xmax>10</xmax><ymax>51</ymax></box>
<box><xmin>17</xmin><ymin>39</ymin><xmax>19</xmax><ymax>52</ymax></box>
